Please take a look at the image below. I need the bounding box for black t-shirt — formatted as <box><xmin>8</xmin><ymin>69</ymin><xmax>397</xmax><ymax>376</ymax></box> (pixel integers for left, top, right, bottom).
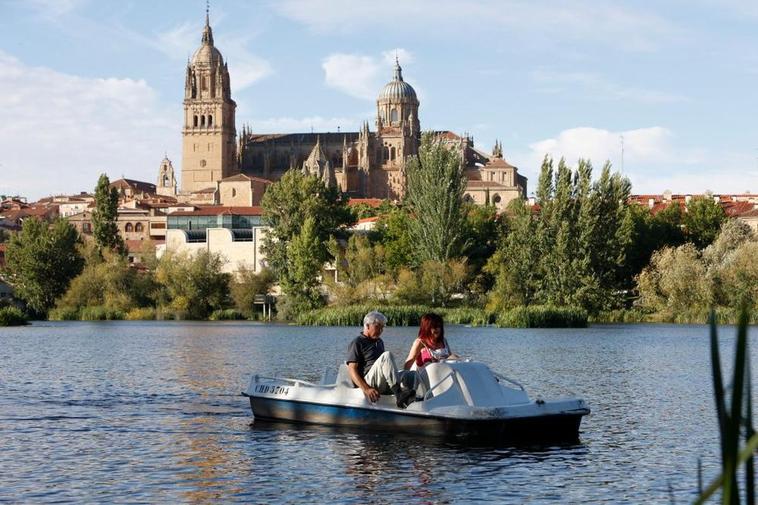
<box><xmin>346</xmin><ymin>334</ymin><xmax>385</xmax><ymax>377</ymax></box>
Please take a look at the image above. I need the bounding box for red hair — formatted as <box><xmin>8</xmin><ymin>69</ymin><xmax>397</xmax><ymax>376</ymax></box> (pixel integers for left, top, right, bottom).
<box><xmin>418</xmin><ymin>313</ymin><xmax>444</xmax><ymax>348</ymax></box>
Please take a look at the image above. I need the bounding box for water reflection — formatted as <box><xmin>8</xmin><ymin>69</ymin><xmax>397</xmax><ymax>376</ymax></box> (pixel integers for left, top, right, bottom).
<box><xmin>1</xmin><ymin>321</ymin><xmax>754</xmax><ymax>502</ymax></box>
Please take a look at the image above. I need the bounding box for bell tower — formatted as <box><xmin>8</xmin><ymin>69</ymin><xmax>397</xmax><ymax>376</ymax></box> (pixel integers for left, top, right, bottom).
<box><xmin>181</xmin><ymin>8</ymin><xmax>237</xmax><ymax>194</ymax></box>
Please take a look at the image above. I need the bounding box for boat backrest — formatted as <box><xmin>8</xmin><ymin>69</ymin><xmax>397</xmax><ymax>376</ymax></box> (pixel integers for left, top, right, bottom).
<box><xmin>335</xmin><ymin>363</ymin><xmax>355</xmax><ymax>388</ymax></box>
<box><xmin>320</xmin><ymin>366</ymin><xmax>338</xmax><ymax>385</ymax></box>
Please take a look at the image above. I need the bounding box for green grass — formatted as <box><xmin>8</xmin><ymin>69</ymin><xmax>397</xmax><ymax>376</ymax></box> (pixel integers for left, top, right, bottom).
<box><xmin>297</xmin><ymin>304</ymin><xmax>587</xmax><ymax>328</ymax></box>
<box><xmin>0</xmin><ymin>306</ymin><xmax>28</xmax><ymax>326</ymax></box>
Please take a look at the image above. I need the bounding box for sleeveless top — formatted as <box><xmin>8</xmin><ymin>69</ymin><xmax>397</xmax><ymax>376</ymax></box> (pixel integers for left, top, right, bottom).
<box><xmin>415</xmin><ymin>338</ymin><xmax>450</xmax><ymax>367</ymax></box>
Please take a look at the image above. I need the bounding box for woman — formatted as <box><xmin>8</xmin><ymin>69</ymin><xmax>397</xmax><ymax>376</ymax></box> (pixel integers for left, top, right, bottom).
<box><xmin>403</xmin><ymin>312</ymin><xmax>455</xmax><ymax>370</ymax></box>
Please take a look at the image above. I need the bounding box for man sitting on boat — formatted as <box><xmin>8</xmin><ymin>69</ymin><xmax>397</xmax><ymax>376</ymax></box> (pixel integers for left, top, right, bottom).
<box><xmin>346</xmin><ymin>311</ymin><xmax>418</xmax><ymax>408</ymax></box>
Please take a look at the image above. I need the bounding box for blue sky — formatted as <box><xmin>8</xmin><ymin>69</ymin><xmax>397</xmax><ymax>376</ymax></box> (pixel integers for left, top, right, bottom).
<box><xmin>2</xmin><ymin>0</ymin><xmax>758</xmax><ymax>200</ymax></box>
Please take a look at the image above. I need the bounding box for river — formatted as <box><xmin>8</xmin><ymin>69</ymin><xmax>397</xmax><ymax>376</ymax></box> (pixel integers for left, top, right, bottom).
<box><xmin>0</xmin><ymin>321</ymin><xmax>753</xmax><ymax>503</ymax></box>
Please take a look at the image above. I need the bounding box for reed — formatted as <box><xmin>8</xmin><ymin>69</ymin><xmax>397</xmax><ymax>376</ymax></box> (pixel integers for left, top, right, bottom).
<box><xmin>209</xmin><ymin>309</ymin><xmax>247</xmax><ymax>321</ymax></box>
<box><xmin>695</xmin><ymin>307</ymin><xmax>755</xmax><ymax>504</ymax></box>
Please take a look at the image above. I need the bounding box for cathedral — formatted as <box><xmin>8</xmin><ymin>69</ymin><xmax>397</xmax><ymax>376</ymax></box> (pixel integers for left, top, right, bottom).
<box><xmin>170</xmin><ymin>12</ymin><xmax>527</xmax><ymax>208</ymax></box>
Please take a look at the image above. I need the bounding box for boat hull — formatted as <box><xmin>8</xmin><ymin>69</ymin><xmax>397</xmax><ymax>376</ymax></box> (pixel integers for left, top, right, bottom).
<box><xmin>249</xmin><ymin>396</ymin><xmax>587</xmax><ymax>442</ymax></box>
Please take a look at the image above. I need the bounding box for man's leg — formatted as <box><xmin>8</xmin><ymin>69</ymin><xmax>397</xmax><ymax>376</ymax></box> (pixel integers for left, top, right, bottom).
<box><xmin>363</xmin><ymin>351</ymin><xmax>397</xmax><ymax>394</ymax></box>
<box><xmin>364</xmin><ymin>352</ymin><xmax>416</xmax><ymax>408</ymax></box>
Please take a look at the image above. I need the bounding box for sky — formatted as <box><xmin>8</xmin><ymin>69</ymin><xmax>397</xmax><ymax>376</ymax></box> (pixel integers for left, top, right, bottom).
<box><xmin>2</xmin><ymin>0</ymin><xmax>758</xmax><ymax>200</ymax></box>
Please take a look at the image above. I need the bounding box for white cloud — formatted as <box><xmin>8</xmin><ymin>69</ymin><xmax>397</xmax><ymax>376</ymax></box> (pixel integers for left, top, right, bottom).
<box><xmin>0</xmin><ymin>50</ymin><xmax>178</xmax><ymax>200</ymax></box>
<box><xmin>531</xmin><ymin>69</ymin><xmax>687</xmax><ymax>104</ymax></box>
<box><xmin>509</xmin><ymin>126</ymin><xmax>758</xmax><ymax>195</ymax></box>
<box><xmin>526</xmin><ymin>126</ymin><xmax>702</xmax><ymax>168</ymax></box>
<box><xmin>322</xmin><ymin>49</ymin><xmax>414</xmax><ymax>100</ymax></box>
<box><xmin>276</xmin><ymin>0</ymin><xmax>682</xmax><ymax>52</ymax></box>
<box><xmin>322</xmin><ymin>54</ymin><xmax>381</xmax><ymax>100</ymax></box>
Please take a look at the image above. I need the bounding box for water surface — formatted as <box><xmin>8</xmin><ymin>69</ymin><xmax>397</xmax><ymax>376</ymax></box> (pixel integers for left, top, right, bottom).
<box><xmin>0</xmin><ymin>321</ymin><xmax>753</xmax><ymax>503</ymax></box>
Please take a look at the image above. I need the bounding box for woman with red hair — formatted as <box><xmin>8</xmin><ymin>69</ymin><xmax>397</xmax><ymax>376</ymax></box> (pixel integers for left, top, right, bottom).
<box><xmin>403</xmin><ymin>312</ymin><xmax>456</xmax><ymax>370</ymax></box>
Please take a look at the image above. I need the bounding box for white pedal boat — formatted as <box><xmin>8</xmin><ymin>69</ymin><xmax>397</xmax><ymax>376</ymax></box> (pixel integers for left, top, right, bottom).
<box><xmin>244</xmin><ymin>360</ymin><xmax>590</xmax><ymax>442</ymax></box>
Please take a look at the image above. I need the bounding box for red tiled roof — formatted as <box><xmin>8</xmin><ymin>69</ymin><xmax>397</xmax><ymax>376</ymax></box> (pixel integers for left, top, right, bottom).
<box><xmin>485</xmin><ymin>158</ymin><xmax>516</xmax><ymax>169</ymax></box>
<box><xmin>168</xmin><ymin>206</ymin><xmax>264</xmax><ymax>217</ymax></box>
<box><xmin>356</xmin><ymin>216</ymin><xmax>380</xmax><ymax>224</ymax></box>
<box><xmin>348</xmin><ymin>198</ymin><xmax>384</xmax><ymax>208</ymax></box>
<box><xmin>726</xmin><ymin>202</ymin><xmax>758</xmax><ymax>217</ymax></box>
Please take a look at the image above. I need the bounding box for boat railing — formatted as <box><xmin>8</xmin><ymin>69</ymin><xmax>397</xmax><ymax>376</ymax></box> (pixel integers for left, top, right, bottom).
<box><xmin>492</xmin><ymin>372</ymin><xmax>525</xmax><ymax>391</ymax></box>
<box><xmin>252</xmin><ymin>374</ymin><xmax>321</xmax><ymax>388</ymax></box>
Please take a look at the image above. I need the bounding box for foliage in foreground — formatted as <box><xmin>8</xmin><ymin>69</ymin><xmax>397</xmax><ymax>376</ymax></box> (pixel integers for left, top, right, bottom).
<box><xmin>695</xmin><ymin>308</ymin><xmax>756</xmax><ymax>504</ymax></box>
<box><xmin>0</xmin><ymin>306</ymin><xmax>28</xmax><ymax>326</ymax></box>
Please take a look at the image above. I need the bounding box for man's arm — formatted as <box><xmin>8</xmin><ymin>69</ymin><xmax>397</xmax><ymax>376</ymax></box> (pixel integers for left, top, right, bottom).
<box><xmin>347</xmin><ymin>362</ymin><xmax>380</xmax><ymax>402</ymax></box>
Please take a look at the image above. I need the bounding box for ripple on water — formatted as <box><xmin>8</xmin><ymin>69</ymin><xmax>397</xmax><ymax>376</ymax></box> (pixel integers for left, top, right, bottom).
<box><xmin>0</xmin><ymin>321</ymin><xmax>752</xmax><ymax>502</ymax></box>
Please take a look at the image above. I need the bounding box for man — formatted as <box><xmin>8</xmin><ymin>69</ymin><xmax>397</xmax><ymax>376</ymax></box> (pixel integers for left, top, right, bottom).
<box><xmin>346</xmin><ymin>311</ymin><xmax>417</xmax><ymax>408</ymax></box>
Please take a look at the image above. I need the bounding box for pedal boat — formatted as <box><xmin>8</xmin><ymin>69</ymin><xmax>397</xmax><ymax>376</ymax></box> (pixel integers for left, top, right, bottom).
<box><xmin>244</xmin><ymin>360</ymin><xmax>590</xmax><ymax>442</ymax></box>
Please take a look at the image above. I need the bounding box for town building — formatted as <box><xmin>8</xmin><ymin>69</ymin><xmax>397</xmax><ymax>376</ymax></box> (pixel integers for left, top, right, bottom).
<box><xmin>629</xmin><ymin>192</ymin><xmax>758</xmax><ymax>232</ymax></box>
<box><xmin>177</xmin><ymin>12</ymin><xmax>527</xmax><ymax>210</ymax></box>
<box><xmin>157</xmin><ymin>206</ymin><xmax>268</xmax><ymax>275</ymax></box>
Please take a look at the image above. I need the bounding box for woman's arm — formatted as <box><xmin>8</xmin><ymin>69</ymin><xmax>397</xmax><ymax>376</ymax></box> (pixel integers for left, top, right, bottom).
<box><xmin>403</xmin><ymin>339</ymin><xmax>423</xmax><ymax>370</ymax></box>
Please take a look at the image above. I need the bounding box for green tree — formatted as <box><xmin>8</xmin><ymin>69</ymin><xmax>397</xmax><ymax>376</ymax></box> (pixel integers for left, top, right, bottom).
<box><xmin>55</xmin><ymin>250</ymin><xmax>153</xmax><ymax>315</ymax></box>
<box><xmin>404</xmin><ymin>132</ymin><xmax>468</xmax><ymax>263</ymax></box>
<box><xmin>636</xmin><ymin>243</ymin><xmax>711</xmax><ymax>319</ymax></box>
<box><xmin>684</xmin><ymin>196</ymin><xmax>726</xmax><ymax>249</ymax></box>
<box><xmin>5</xmin><ymin>218</ymin><xmax>84</xmax><ymax>315</ymax></box>
<box><xmin>230</xmin><ymin>267</ymin><xmax>275</xmax><ymax>318</ymax></box>
<box><xmin>155</xmin><ymin>251</ymin><xmax>230</xmax><ymax>319</ymax></box>
<box><xmin>486</xmin><ymin>198</ymin><xmax>540</xmax><ymax>309</ymax></box>
<box><xmin>374</xmin><ymin>207</ymin><xmax>414</xmax><ymax>272</ymax></box>
<box><xmin>278</xmin><ymin>217</ymin><xmax>325</xmax><ymax>318</ymax></box>
<box><xmin>260</xmin><ymin>170</ymin><xmax>353</xmax><ymax>297</ymax></box>
<box><xmin>91</xmin><ymin>174</ymin><xmax>125</xmax><ymax>255</ymax></box>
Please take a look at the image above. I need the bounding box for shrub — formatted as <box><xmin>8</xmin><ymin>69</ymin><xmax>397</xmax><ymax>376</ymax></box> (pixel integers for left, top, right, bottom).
<box><xmin>0</xmin><ymin>306</ymin><xmax>28</xmax><ymax>326</ymax></box>
<box><xmin>297</xmin><ymin>304</ymin><xmax>434</xmax><ymax>326</ymax></box>
<box><xmin>495</xmin><ymin>305</ymin><xmax>588</xmax><ymax>328</ymax></box>
<box><xmin>79</xmin><ymin>306</ymin><xmax>125</xmax><ymax>321</ymax></box>
<box><xmin>209</xmin><ymin>309</ymin><xmax>246</xmax><ymax>321</ymax></box>
<box><xmin>48</xmin><ymin>306</ymin><xmax>80</xmax><ymax>321</ymax></box>
<box><xmin>439</xmin><ymin>307</ymin><xmax>493</xmax><ymax>326</ymax></box>
<box><xmin>125</xmin><ymin>307</ymin><xmax>157</xmax><ymax>320</ymax></box>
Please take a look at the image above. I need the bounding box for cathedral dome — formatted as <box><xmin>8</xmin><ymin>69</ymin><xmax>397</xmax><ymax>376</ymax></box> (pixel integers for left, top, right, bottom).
<box><xmin>191</xmin><ymin>44</ymin><xmax>223</xmax><ymax>67</ymax></box>
<box><xmin>190</xmin><ymin>13</ymin><xmax>223</xmax><ymax>67</ymax></box>
<box><xmin>378</xmin><ymin>60</ymin><xmax>417</xmax><ymax>102</ymax></box>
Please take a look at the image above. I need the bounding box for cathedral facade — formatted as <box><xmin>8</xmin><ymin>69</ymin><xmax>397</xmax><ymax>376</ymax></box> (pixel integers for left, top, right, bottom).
<box><xmin>178</xmin><ymin>14</ymin><xmax>527</xmax><ymax>207</ymax></box>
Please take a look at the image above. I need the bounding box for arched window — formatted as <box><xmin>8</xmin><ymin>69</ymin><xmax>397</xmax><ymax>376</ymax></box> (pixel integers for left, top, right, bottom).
<box><xmin>464</xmin><ymin>194</ymin><xmax>474</xmax><ymax>203</ymax></box>
<box><xmin>193</xmin><ymin>115</ymin><xmax>198</xmax><ymax>127</ymax></box>
<box><xmin>201</xmin><ymin>115</ymin><xmax>206</xmax><ymax>126</ymax></box>
<box><xmin>208</xmin><ymin>115</ymin><xmax>213</xmax><ymax>127</ymax></box>
<box><xmin>390</xmin><ymin>147</ymin><xmax>396</xmax><ymax>161</ymax></box>
<box><xmin>125</xmin><ymin>223</ymin><xmax>133</xmax><ymax>232</ymax></box>
<box><xmin>390</xmin><ymin>108</ymin><xmax>398</xmax><ymax>123</ymax></box>
<box><xmin>232</xmin><ymin>188</ymin><xmax>237</xmax><ymax>197</ymax></box>
<box><xmin>135</xmin><ymin>223</ymin><xmax>143</xmax><ymax>233</ymax></box>
<box><xmin>493</xmin><ymin>194</ymin><xmax>502</xmax><ymax>205</ymax></box>
<box><xmin>200</xmin><ymin>76</ymin><xmax>207</xmax><ymax>91</ymax></box>
<box><xmin>383</xmin><ymin>146</ymin><xmax>390</xmax><ymax>162</ymax></box>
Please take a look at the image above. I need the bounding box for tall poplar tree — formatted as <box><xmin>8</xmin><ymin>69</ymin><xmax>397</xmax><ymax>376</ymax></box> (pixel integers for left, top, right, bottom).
<box><xmin>92</xmin><ymin>174</ymin><xmax>125</xmax><ymax>255</ymax></box>
<box><xmin>404</xmin><ymin>132</ymin><xmax>468</xmax><ymax>264</ymax></box>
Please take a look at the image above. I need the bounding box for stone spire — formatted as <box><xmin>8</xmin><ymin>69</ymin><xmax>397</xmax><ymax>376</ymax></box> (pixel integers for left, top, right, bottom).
<box><xmin>393</xmin><ymin>55</ymin><xmax>403</xmax><ymax>81</ymax></box>
<box><xmin>202</xmin><ymin>1</ymin><xmax>214</xmax><ymax>46</ymax></box>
